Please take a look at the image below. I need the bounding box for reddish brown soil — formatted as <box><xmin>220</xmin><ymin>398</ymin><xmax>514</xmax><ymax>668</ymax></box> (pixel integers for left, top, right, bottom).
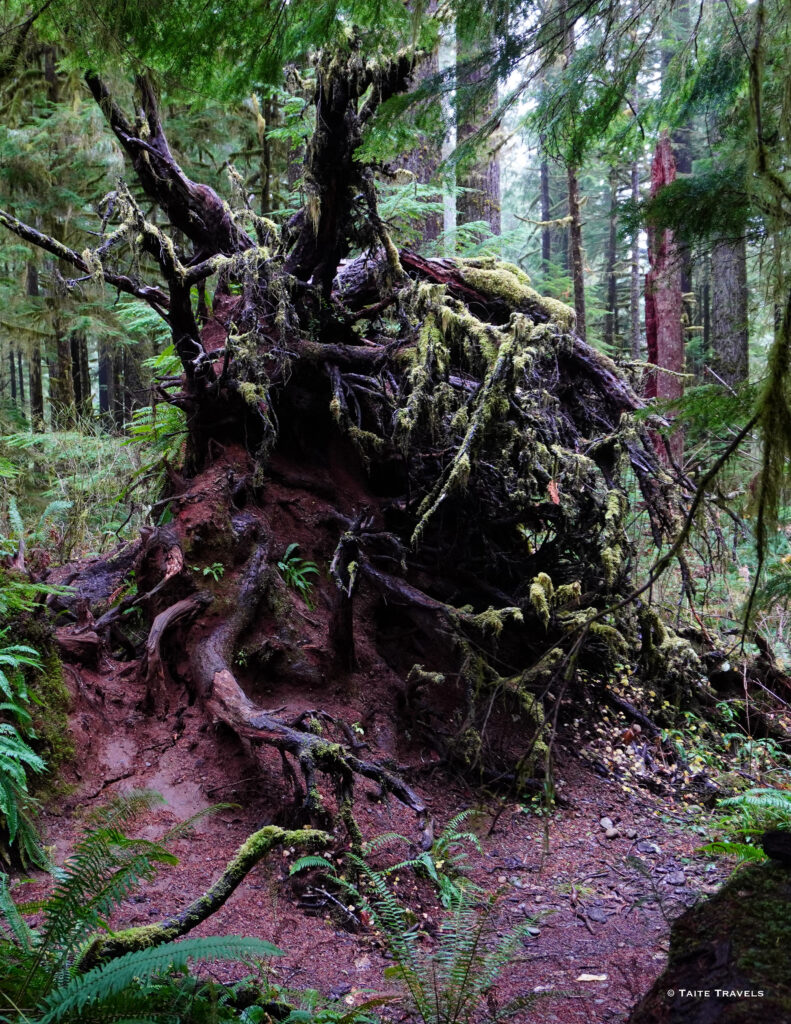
<box><xmin>18</xmin><ymin>652</ymin><xmax>731</xmax><ymax>1024</ymax></box>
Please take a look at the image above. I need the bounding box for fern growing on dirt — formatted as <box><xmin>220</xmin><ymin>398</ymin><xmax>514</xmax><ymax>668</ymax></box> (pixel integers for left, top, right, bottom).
<box><xmin>277</xmin><ymin>544</ymin><xmax>319</xmax><ymax>608</ymax></box>
<box><xmin>702</xmin><ymin>786</ymin><xmax>791</xmax><ymax>863</ymax></box>
<box><xmin>0</xmin><ymin>791</ymin><xmax>284</xmax><ymax>1023</ymax></box>
<box><xmin>36</xmin><ymin>935</ymin><xmax>283</xmax><ymax>1024</ymax></box>
<box><xmin>364</xmin><ymin>810</ymin><xmax>482</xmax><ymax>907</ymax></box>
<box><xmin>334</xmin><ymin>855</ymin><xmax>539</xmax><ymax>1024</ymax></box>
<box><xmin>0</xmin><ymin>632</ymin><xmax>47</xmax><ymax>869</ymax></box>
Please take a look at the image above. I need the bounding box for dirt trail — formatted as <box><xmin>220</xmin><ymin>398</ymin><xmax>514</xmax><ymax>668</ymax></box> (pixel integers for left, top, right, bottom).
<box><xmin>17</xmin><ymin>655</ymin><xmax>732</xmax><ymax>1024</ymax></box>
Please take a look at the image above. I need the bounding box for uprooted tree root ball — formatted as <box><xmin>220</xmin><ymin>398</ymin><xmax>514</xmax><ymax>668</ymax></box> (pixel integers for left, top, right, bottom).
<box><xmin>49</xmin><ymin>245</ymin><xmax>702</xmax><ymax>839</ymax></box>
<box><xmin>4</xmin><ymin>48</ymin><xmax>703</xmax><ymax>841</ymax></box>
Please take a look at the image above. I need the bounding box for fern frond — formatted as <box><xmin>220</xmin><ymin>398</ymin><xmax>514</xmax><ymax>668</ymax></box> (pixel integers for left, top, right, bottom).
<box><xmin>37</xmin><ymin>935</ymin><xmax>284</xmax><ymax>1024</ymax></box>
<box><xmin>0</xmin><ymin>872</ymin><xmax>34</xmax><ymax>950</ymax></box>
<box><xmin>8</xmin><ymin>497</ymin><xmax>24</xmax><ymax>540</ymax></box>
<box><xmin>362</xmin><ymin>830</ymin><xmax>408</xmax><ymax>855</ymax></box>
<box><xmin>289</xmin><ymin>855</ymin><xmax>335</xmax><ymax>876</ymax></box>
<box><xmin>84</xmin><ymin>790</ymin><xmax>166</xmax><ymax>829</ymax></box>
<box><xmin>701</xmin><ymin>840</ymin><xmax>766</xmax><ymax>861</ymax></box>
<box><xmin>38</xmin><ymin>827</ymin><xmax>177</xmax><ymax>967</ymax></box>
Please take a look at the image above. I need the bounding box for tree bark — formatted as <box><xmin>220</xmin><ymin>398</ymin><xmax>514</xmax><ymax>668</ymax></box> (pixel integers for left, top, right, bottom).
<box><xmin>17</xmin><ymin>349</ymin><xmax>25</xmax><ymax>410</ymax></box>
<box><xmin>564</xmin><ymin>22</ymin><xmax>586</xmax><ymax>339</ymax></box>
<box><xmin>26</xmin><ymin>263</ymin><xmax>44</xmax><ymax>431</ymax></box>
<box><xmin>540</xmin><ymin>149</ymin><xmax>551</xmax><ymax>273</ymax></box>
<box><xmin>49</xmin><ymin>321</ymin><xmax>77</xmax><ymax>431</ymax></box>
<box><xmin>630</xmin><ymin>161</ymin><xmax>642</xmax><ymax>359</ymax></box>
<box><xmin>402</xmin><ymin>48</ymin><xmax>443</xmax><ymax>246</ymax></box>
<box><xmin>710</xmin><ymin>234</ymin><xmax>748</xmax><ymax>387</ymax></box>
<box><xmin>8</xmin><ymin>343</ymin><xmax>16</xmax><ymax>403</ymax></box>
<box><xmin>645</xmin><ymin>134</ymin><xmax>684</xmax><ymax>460</ymax></box>
<box><xmin>567</xmin><ymin>162</ymin><xmax>587</xmax><ymax>341</ymax></box>
<box><xmin>70</xmin><ymin>331</ymin><xmax>91</xmax><ymax>419</ymax></box>
<box><xmin>456</xmin><ymin>39</ymin><xmax>500</xmax><ymax>237</ymax></box>
<box><xmin>98</xmin><ymin>340</ymin><xmax>113</xmax><ymax>422</ymax></box>
<box><xmin>603</xmin><ymin>171</ymin><xmax>618</xmax><ymax>352</ymax></box>
<box><xmin>111</xmin><ymin>347</ymin><xmax>124</xmax><ymax>430</ymax></box>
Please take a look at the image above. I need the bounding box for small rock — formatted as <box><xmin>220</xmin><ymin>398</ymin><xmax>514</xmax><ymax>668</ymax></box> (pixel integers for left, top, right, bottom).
<box><xmin>636</xmin><ymin>840</ymin><xmax>661</xmax><ymax>855</ymax></box>
<box><xmin>666</xmin><ymin>871</ymin><xmax>686</xmax><ymax>886</ymax></box>
<box><xmin>626</xmin><ymin>827</ymin><xmax>637</xmax><ymax>839</ymax></box>
<box><xmin>605</xmin><ymin>827</ymin><xmax>620</xmax><ymax>839</ymax></box>
<box><xmin>587</xmin><ymin>907</ymin><xmax>608</xmax><ymax>923</ymax></box>
<box><xmin>600</xmin><ymin>816</ymin><xmax>614</xmax><ymax>830</ymax></box>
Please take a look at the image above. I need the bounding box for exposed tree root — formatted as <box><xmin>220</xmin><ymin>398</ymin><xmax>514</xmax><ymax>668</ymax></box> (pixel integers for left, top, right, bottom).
<box><xmin>77</xmin><ymin>825</ymin><xmax>331</xmax><ymax>970</ymax></box>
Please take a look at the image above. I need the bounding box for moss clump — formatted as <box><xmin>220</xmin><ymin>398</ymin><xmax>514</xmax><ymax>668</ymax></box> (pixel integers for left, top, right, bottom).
<box><xmin>601</xmin><ymin>545</ymin><xmax>622</xmax><ymax>587</ymax></box>
<box><xmin>555</xmin><ymin>581</ymin><xmax>581</xmax><ymax>608</ymax></box>
<box><xmin>529</xmin><ymin>572</ymin><xmax>554</xmax><ymax>629</ymax></box>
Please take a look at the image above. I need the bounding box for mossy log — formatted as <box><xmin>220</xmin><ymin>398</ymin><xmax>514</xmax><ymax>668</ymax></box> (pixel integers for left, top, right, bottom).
<box><xmin>77</xmin><ymin>825</ymin><xmax>331</xmax><ymax>970</ymax></box>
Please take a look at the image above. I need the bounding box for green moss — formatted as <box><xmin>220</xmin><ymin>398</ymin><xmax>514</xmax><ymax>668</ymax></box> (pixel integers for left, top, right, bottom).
<box><xmin>529</xmin><ymin>573</ymin><xmax>554</xmax><ymax>628</ymax></box>
<box><xmin>601</xmin><ymin>545</ymin><xmax>622</xmax><ymax>587</ymax></box>
<box><xmin>468</xmin><ymin>605</ymin><xmax>523</xmax><ymax>637</ymax></box>
<box><xmin>453</xmin><ymin>727</ymin><xmax>483</xmax><ymax>769</ymax></box>
<box><xmin>338</xmin><ymin>796</ymin><xmax>363</xmax><ymax>855</ymax></box>
<box><xmin>555</xmin><ymin>581</ymin><xmax>582</xmax><ymax>608</ymax></box>
<box><xmin>589</xmin><ymin>621</ymin><xmax>628</xmax><ymax>654</ymax></box>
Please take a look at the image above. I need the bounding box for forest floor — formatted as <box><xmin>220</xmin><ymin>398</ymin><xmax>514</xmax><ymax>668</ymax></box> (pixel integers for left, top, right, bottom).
<box><xmin>20</xmin><ymin>653</ymin><xmax>734</xmax><ymax>1024</ymax></box>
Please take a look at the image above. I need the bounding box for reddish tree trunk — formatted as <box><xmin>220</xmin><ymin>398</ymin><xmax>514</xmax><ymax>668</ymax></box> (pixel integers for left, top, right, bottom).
<box><xmin>645</xmin><ymin>134</ymin><xmax>684</xmax><ymax>460</ymax></box>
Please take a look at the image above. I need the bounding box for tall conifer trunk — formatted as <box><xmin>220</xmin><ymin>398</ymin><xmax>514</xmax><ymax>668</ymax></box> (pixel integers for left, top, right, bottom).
<box><xmin>711</xmin><ymin>235</ymin><xmax>748</xmax><ymax>387</ymax></box>
<box><xmin>564</xmin><ymin>20</ymin><xmax>586</xmax><ymax>339</ymax></box>
<box><xmin>456</xmin><ymin>40</ymin><xmax>500</xmax><ymax>237</ymax></box>
<box><xmin>603</xmin><ymin>172</ymin><xmax>618</xmax><ymax>351</ymax></box>
<box><xmin>645</xmin><ymin>134</ymin><xmax>684</xmax><ymax>460</ymax></box>
<box><xmin>26</xmin><ymin>263</ymin><xmax>44</xmax><ymax>431</ymax></box>
<box><xmin>630</xmin><ymin>161</ymin><xmax>642</xmax><ymax>359</ymax></box>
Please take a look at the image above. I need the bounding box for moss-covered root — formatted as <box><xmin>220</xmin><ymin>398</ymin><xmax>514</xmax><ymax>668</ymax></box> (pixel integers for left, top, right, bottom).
<box><xmin>76</xmin><ymin>825</ymin><xmax>331</xmax><ymax>970</ymax></box>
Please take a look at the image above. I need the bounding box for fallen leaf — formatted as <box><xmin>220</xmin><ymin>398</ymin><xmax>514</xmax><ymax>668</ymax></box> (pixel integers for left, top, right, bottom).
<box><xmin>575</xmin><ymin>973</ymin><xmax>608</xmax><ymax>982</ymax></box>
<box><xmin>548</xmin><ymin>479</ymin><xmax>560</xmax><ymax>504</ymax></box>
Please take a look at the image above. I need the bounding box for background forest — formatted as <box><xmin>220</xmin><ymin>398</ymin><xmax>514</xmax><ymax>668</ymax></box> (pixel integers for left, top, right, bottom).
<box><xmin>1</xmin><ymin>0</ymin><xmax>791</xmax><ymax>1021</ymax></box>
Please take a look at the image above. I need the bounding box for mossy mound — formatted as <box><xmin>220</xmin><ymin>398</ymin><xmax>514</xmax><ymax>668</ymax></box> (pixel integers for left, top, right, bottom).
<box><xmin>628</xmin><ymin>862</ymin><xmax>791</xmax><ymax>1023</ymax></box>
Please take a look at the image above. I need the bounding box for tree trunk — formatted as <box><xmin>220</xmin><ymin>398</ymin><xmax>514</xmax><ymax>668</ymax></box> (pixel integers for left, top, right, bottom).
<box><xmin>123</xmin><ymin>344</ymin><xmax>145</xmax><ymax>423</ymax></box>
<box><xmin>711</xmin><ymin>234</ymin><xmax>748</xmax><ymax>387</ymax></box>
<box><xmin>26</xmin><ymin>263</ymin><xmax>44</xmax><ymax>431</ymax></box>
<box><xmin>567</xmin><ymin>162</ymin><xmax>587</xmax><ymax>341</ymax></box>
<box><xmin>402</xmin><ymin>48</ymin><xmax>443</xmax><ymax>246</ymax></box>
<box><xmin>564</xmin><ymin>22</ymin><xmax>586</xmax><ymax>339</ymax></box>
<box><xmin>540</xmin><ymin>151</ymin><xmax>551</xmax><ymax>274</ymax></box>
<box><xmin>98</xmin><ymin>340</ymin><xmax>113</xmax><ymax>422</ymax></box>
<box><xmin>8</xmin><ymin>343</ymin><xmax>16</xmax><ymax>403</ymax></box>
<box><xmin>71</xmin><ymin>331</ymin><xmax>91</xmax><ymax>419</ymax></box>
<box><xmin>17</xmin><ymin>349</ymin><xmax>25</xmax><ymax>410</ymax></box>
<box><xmin>630</xmin><ymin>162</ymin><xmax>642</xmax><ymax>360</ymax></box>
<box><xmin>112</xmin><ymin>347</ymin><xmax>124</xmax><ymax>430</ymax></box>
<box><xmin>456</xmin><ymin>40</ymin><xmax>500</xmax><ymax>238</ymax></box>
<box><xmin>49</xmin><ymin>321</ymin><xmax>77</xmax><ymax>431</ymax></box>
<box><xmin>603</xmin><ymin>172</ymin><xmax>618</xmax><ymax>352</ymax></box>
<box><xmin>645</xmin><ymin>134</ymin><xmax>684</xmax><ymax>460</ymax></box>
